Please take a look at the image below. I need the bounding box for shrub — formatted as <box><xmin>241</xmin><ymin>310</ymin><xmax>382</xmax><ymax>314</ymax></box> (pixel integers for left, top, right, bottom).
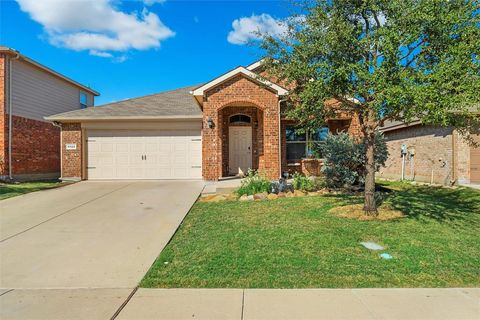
<box><xmin>236</xmin><ymin>169</ymin><xmax>272</xmax><ymax>196</ymax></box>
<box><xmin>319</xmin><ymin>132</ymin><xmax>388</xmax><ymax>189</ymax></box>
<box><xmin>292</xmin><ymin>172</ymin><xmax>317</xmax><ymax>191</ymax></box>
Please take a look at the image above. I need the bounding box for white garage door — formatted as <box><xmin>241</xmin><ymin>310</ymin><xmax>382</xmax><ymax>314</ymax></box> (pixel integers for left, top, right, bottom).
<box><xmin>87</xmin><ymin>129</ymin><xmax>202</xmax><ymax>179</ymax></box>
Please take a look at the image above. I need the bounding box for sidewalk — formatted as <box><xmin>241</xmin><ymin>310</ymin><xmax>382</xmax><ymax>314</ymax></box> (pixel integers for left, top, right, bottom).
<box><xmin>116</xmin><ymin>288</ymin><xmax>480</xmax><ymax>320</ymax></box>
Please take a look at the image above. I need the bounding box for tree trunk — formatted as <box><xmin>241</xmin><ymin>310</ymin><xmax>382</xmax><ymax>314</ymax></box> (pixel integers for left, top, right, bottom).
<box><xmin>363</xmin><ymin>131</ymin><xmax>378</xmax><ymax>216</ymax></box>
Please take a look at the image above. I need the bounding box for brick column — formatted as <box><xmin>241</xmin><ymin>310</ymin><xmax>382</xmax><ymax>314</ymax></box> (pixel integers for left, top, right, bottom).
<box><xmin>61</xmin><ymin>123</ymin><xmax>83</xmax><ymax>180</ymax></box>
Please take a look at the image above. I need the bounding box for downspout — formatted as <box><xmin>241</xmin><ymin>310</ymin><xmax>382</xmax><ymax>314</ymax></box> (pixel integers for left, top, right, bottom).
<box><xmin>278</xmin><ymin>96</ymin><xmax>288</xmax><ymax>179</ymax></box>
<box><xmin>8</xmin><ymin>52</ymin><xmax>20</xmax><ymax>180</ymax></box>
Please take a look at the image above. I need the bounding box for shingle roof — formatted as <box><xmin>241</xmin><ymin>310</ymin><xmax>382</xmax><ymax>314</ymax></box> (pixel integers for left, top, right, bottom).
<box><xmin>45</xmin><ymin>85</ymin><xmax>203</xmax><ymax>121</ymax></box>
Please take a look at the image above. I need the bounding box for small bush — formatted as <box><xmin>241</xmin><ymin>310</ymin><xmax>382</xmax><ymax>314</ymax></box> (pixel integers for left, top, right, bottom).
<box><xmin>319</xmin><ymin>132</ymin><xmax>388</xmax><ymax>189</ymax></box>
<box><xmin>292</xmin><ymin>172</ymin><xmax>317</xmax><ymax>191</ymax></box>
<box><xmin>236</xmin><ymin>169</ymin><xmax>272</xmax><ymax>196</ymax></box>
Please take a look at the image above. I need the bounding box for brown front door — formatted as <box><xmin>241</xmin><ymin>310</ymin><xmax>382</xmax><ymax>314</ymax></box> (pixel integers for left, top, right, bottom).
<box><xmin>229</xmin><ymin>126</ymin><xmax>252</xmax><ymax>175</ymax></box>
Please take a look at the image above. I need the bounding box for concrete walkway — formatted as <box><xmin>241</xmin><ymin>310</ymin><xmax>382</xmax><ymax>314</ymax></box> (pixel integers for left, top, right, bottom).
<box><xmin>0</xmin><ymin>180</ymin><xmax>204</xmax><ymax>320</ymax></box>
<box><xmin>116</xmin><ymin>288</ymin><xmax>479</xmax><ymax>320</ymax></box>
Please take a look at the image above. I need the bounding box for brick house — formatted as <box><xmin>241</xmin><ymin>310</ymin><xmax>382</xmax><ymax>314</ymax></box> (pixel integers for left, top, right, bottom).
<box><xmin>0</xmin><ymin>47</ymin><xmax>99</xmax><ymax>181</ymax></box>
<box><xmin>47</xmin><ymin>60</ymin><xmax>361</xmax><ymax>181</ymax></box>
<box><xmin>379</xmin><ymin>121</ymin><xmax>480</xmax><ymax>186</ymax></box>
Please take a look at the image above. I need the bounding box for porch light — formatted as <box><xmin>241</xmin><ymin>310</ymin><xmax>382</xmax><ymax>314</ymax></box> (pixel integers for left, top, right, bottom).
<box><xmin>207</xmin><ymin>117</ymin><xmax>214</xmax><ymax>129</ymax></box>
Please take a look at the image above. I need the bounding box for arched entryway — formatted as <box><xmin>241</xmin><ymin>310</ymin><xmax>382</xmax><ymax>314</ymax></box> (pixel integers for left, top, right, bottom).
<box><xmin>218</xmin><ymin>105</ymin><xmax>264</xmax><ymax>177</ymax></box>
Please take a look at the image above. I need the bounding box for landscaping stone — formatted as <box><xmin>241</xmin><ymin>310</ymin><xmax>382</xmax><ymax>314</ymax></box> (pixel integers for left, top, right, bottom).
<box><xmin>285</xmin><ymin>192</ymin><xmax>295</xmax><ymax>198</ymax></box>
<box><xmin>267</xmin><ymin>193</ymin><xmax>278</xmax><ymax>200</ymax></box>
<box><xmin>239</xmin><ymin>195</ymin><xmax>254</xmax><ymax>201</ymax></box>
<box><xmin>277</xmin><ymin>192</ymin><xmax>286</xmax><ymax>198</ymax></box>
<box><xmin>254</xmin><ymin>192</ymin><xmax>268</xmax><ymax>200</ymax></box>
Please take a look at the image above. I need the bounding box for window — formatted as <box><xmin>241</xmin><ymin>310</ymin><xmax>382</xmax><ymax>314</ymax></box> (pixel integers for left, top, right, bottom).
<box><xmin>286</xmin><ymin>126</ymin><xmax>329</xmax><ymax>162</ymax></box>
<box><xmin>229</xmin><ymin>114</ymin><xmax>251</xmax><ymax>124</ymax></box>
<box><xmin>80</xmin><ymin>92</ymin><xmax>88</xmax><ymax>109</ymax></box>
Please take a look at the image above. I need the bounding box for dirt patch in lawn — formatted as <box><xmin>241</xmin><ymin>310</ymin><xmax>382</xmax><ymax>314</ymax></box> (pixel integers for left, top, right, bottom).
<box><xmin>330</xmin><ymin>204</ymin><xmax>405</xmax><ymax>221</ymax></box>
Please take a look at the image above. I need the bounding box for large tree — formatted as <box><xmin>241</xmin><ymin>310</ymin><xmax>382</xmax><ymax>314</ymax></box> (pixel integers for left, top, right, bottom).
<box><xmin>260</xmin><ymin>0</ymin><xmax>480</xmax><ymax>214</ymax></box>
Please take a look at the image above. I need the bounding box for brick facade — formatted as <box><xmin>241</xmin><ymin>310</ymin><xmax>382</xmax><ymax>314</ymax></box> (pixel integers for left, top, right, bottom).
<box><xmin>10</xmin><ymin>115</ymin><xmax>60</xmax><ymax>176</ymax></box>
<box><xmin>202</xmin><ymin>74</ymin><xmax>281</xmax><ymax>180</ymax></box>
<box><xmin>60</xmin><ymin>123</ymin><xmax>83</xmax><ymax>180</ymax></box>
<box><xmin>454</xmin><ymin>130</ymin><xmax>473</xmax><ymax>184</ymax></box>
<box><xmin>379</xmin><ymin>125</ymin><xmax>455</xmax><ymax>185</ymax></box>
<box><xmin>0</xmin><ymin>54</ymin><xmax>7</xmax><ymax>177</ymax></box>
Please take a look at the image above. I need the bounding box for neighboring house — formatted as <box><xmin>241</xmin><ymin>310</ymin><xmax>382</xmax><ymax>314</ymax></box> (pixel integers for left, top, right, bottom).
<box><xmin>46</xmin><ymin>60</ymin><xmax>361</xmax><ymax>181</ymax></box>
<box><xmin>0</xmin><ymin>47</ymin><xmax>99</xmax><ymax>181</ymax></box>
<box><xmin>379</xmin><ymin>121</ymin><xmax>480</xmax><ymax>186</ymax></box>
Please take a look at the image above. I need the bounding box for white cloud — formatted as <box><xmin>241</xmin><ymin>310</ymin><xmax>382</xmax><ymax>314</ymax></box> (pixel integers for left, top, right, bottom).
<box><xmin>143</xmin><ymin>0</ymin><xmax>165</xmax><ymax>5</ymax></box>
<box><xmin>227</xmin><ymin>14</ymin><xmax>288</xmax><ymax>45</ymax></box>
<box><xmin>15</xmin><ymin>0</ymin><xmax>175</xmax><ymax>60</ymax></box>
<box><xmin>89</xmin><ymin>50</ymin><xmax>113</xmax><ymax>58</ymax></box>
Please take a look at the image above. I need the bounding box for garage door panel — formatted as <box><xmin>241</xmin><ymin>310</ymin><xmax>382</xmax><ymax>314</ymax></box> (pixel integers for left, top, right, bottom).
<box><xmin>87</xmin><ymin>129</ymin><xmax>202</xmax><ymax>180</ymax></box>
<box><xmin>116</xmin><ymin>143</ymin><xmax>129</xmax><ymax>152</ymax></box>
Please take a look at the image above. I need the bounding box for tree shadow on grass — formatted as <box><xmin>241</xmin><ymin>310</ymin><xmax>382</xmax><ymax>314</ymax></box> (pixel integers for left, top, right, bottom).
<box><xmin>383</xmin><ymin>185</ymin><xmax>480</xmax><ymax>224</ymax></box>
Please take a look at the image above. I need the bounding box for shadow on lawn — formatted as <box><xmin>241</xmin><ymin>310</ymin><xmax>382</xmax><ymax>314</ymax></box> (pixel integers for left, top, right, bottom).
<box><xmin>385</xmin><ymin>185</ymin><xmax>480</xmax><ymax>224</ymax></box>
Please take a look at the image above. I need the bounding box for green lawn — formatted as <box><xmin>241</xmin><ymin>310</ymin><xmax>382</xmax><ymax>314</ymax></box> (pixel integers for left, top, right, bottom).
<box><xmin>0</xmin><ymin>181</ymin><xmax>65</xmax><ymax>200</ymax></box>
<box><xmin>141</xmin><ymin>181</ymin><xmax>480</xmax><ymax>288</ymax></box>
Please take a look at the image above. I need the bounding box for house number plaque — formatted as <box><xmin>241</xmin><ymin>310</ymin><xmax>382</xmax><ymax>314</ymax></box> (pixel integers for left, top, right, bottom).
<box><xmin>66</xmin><ymin>143</ymin><xmax>77</xmax><ymax>150</ymax></box>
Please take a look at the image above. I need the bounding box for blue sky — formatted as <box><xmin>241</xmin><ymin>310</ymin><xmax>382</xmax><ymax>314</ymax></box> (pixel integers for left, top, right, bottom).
<box><xmin>0</xmin><ymin>0</ymin><xmax>292</xmax><ymax>105</ymax></box>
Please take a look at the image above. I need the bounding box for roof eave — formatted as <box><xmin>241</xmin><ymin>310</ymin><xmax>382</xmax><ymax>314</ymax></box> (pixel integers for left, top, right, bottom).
<box><xmin>191</xmin><ymin>66</ymin><xmax>289</xmax><ymax>100</ymax></box>
<box><xmin>44</xmin><ymin>115</ymin><xmax>203</xmax><ymax>122</ymax></box>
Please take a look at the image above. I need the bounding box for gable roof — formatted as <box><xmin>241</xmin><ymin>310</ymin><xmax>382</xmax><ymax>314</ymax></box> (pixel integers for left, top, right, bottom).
<box><xmin>191</xmin><ymin>66</ymin><xmax>288</xmax><ymax>104</ymax></box>
<box><xmin>0</xmin><ymin>46</ymin><xmax>99</xmax><ymax>96</ymax></box>
<box><xmin>45</xmin><ymin>85</ymin><xmax>202</xmax><ymax>121</ymax></box>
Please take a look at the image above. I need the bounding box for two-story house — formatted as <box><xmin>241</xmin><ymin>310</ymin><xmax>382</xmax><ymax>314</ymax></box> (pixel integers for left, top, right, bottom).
<box><xmin>0</xmin><ymin>46</ymin><xmax>99</xmax><ymax>181</ymax></box>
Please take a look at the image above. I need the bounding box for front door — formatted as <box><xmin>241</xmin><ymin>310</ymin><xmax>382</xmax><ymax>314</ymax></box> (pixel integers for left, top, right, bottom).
<box><xmin>229</xmin><ymin>126</ymin><xmax>252</xmax><ymax>175</ymax></box>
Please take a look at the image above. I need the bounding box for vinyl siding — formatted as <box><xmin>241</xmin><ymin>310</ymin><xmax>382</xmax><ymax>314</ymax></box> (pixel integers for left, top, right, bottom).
<box><xmin>10</xmin><ymin>59</ymin><xmax>94</xmax><ymax>121</ymax></box>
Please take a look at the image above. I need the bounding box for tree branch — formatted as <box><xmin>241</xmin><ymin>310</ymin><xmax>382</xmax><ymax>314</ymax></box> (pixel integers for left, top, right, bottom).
<box><xmin>400</xmin><ymin>39</ymin><xmax>426</xmax><ymax>66</ymax></box>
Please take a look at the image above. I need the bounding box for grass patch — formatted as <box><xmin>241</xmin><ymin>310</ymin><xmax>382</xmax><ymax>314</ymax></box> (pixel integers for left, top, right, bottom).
<box><xmin>0</xmin><ymin>180</ymin><xmax>65</xmax><ymax>200</ymax></box>
<box><xmin>141</xmin><ymin>181</ymin><xmax>480</xmax><ymax>288</ymax></box>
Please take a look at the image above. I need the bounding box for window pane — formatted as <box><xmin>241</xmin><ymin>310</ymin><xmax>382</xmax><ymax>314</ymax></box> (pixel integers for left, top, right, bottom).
<box><xmin>230</xmin><ymin>115</ymin><xmax>251</xmax><ymax>124</ymax></box>
<box><xmin>312</xmin><ymin>127</ymin><xmax>329</xmax><ymax>141</ymax></box>
<box><xmin>286</xmin><ymin>143</ymin><xmax>306</xmax><ymax>161</ymax></box>
<box><xmin>286</xmin><ymin>126</ymin><xmax>306</xmax><ymax>142</ymax></box>
<box><xmin>80</xmin><ymin>92</ymin><xmax>87</xmax><ymax>107</ymax></box>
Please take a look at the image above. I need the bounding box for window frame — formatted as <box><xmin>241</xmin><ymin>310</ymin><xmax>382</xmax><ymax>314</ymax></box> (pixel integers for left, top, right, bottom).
<box><xmin>286</xmin><ymin>125</ymin><xmax>328</xmax><ymax>163</ymax></box>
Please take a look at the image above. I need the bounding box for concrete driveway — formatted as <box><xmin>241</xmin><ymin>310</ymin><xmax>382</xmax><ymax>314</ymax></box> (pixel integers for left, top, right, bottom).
<box><xmin>0</xmin><ymin>180</ymin><xmax>203</xmax><ymax>319</ymax></box>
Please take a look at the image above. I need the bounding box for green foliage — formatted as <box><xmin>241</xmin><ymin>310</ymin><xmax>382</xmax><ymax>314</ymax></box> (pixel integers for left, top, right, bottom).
<box><xmin>292</xmin><ymin>172</ymin><xmax>317</xmax><ymax>191</ymax></box>
<box><xmin>260</xmin><ymin>0</ymin><xmax>479</xmax><ymax>211</ymax></box>
<box><xmin>320</xmin><ymin>133</ymin><xmax>388</xmax><ymax>188</ymax></box>
<box><xmin>236</xmin><ymin>169</ymin><xmax>272</xmax><ymax>196</ymax></box>
<box><xmin>260</xmin><ymin>0</ymin><xmax>480</xmax><ymax>132</ymax></box>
